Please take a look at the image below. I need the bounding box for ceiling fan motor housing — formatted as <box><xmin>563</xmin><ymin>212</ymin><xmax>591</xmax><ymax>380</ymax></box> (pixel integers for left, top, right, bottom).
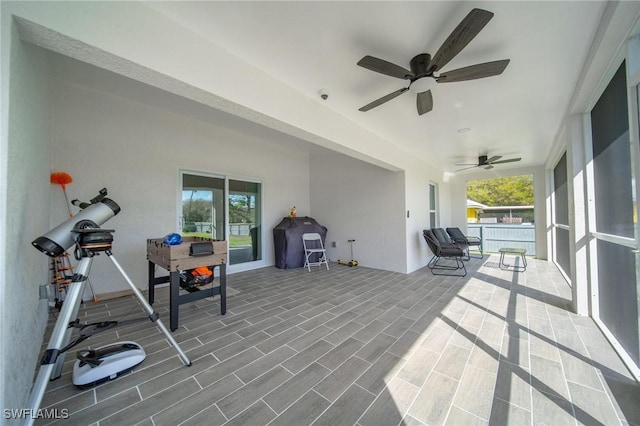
<box><xmin>410</xmin><ymin>54</ymin><xmax>432</xmax><ymax>78</ymax></box>
<box><xmin>478</xmin><ymin>155</ymin><xmax>488</xmax><ymax>165</ymax></box>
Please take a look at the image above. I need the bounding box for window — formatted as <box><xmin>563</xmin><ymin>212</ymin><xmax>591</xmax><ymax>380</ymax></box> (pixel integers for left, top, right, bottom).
<box><xmin>181</xmin><ymin>171</ymin><xmax>262</xmax><ymax>267</ymax></box>
<box><xmin>553</xmin><ymin>153</ymin><xmax>571</xmax><ymax>280</ymax></box>
<box><xmin>429</xmin><ymin>183</ymin><xmax>438</xmax><ymax>227</ymax></box>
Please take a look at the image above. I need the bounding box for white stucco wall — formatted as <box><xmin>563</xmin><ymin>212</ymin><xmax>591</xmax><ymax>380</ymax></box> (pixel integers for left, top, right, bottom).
<box><xmin>1</xmin><ymin>34</ymin><xmax>52</xmax><ymax>413</ymax></box>
<box><xmin>403</xmin><ymin>164</ymin><xmax>451</xmax><ymax>273</ymax></box>
<box><xmin>309</xmin><ymin>150</ymin><xmax>449</xmax><ymax>274</ymax></box>
<box><xmin>309</xmin><ymin>151</ymin><xmax>407</xmax><ymax>272</ymax></box>
<box><xmin>50</xmin><ymin>76</ymin><xmax>312</xmax><ymax>295</ymax></box>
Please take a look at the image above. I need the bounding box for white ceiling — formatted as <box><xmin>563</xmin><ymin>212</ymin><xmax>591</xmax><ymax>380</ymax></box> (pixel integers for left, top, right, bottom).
<box><xmin>141</xmin><ymin>1</ymin><xmax>606</xmax><ymax>173</ymax></box>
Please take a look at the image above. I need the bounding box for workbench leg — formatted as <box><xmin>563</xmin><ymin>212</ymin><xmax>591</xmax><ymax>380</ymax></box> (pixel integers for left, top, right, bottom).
<box><xmin>170</xmin><ymin>271</ymin><xmax>180</xmax><ymax>331</ymax></box>
<box><xmin>220</xmin><ymin>264</ymin><xmax>227</xmax><ymax>315</ymax></box>
<box><xmin>148</xmin><ymin>261</ymin><xmax>155</xmax><ymax>304</ymax></box>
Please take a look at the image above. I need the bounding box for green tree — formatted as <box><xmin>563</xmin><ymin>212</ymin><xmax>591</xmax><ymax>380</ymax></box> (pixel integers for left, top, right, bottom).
<box><xmin>467</xmin><ymin>175</ymin><xmax>533</xmax><ymax>206</ymax></box>
<box><xmin>183</xmin><ymin>199</ymin><xmax>212</xmax><ymax>222</ymax></box>
<box><xmin>229</xmin><ymin>194</ymin><xmax>254</xmax><ymax>223</ymax></box>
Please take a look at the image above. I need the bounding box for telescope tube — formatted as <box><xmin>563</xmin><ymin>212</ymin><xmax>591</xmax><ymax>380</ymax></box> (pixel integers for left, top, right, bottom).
<box><xmin>32</xmin><ymin>198</ymin><xmax>120</xmax><ymax>257</ymax></box>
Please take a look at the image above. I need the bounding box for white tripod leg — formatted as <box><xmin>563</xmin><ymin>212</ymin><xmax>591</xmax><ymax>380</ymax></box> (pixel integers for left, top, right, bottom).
<box><xmin>106</xmin><ymin>253</ymin><xmax>191</xmax><ymax>367</ymax></box>
<box><xmin>24</xmin><ymin>257</ymin><xmax>93</xmax><ymax>426</ymax></box>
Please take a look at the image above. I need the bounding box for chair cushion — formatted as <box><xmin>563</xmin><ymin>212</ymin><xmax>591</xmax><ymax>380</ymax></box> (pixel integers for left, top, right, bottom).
<box><xmin>446</xmin><ymin>227</ymin><xmax>466</xmax><ymax>242</ymax></box>
<box><xmin>432</xmin><ymin>228</ymin><xmax>453</xmax><ymax>244</ymax></box>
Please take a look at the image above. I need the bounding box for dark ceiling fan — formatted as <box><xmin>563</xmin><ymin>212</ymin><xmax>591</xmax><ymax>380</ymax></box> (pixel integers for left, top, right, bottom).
<box><xmin>357</xmin><ymin>8</ymin><xmax>510</xmax><ymax>116</ymax></box>
<box><xmin>456</xmin><ymin>155</ymin><xmax>522</xmax><ymax>171</ymax></box>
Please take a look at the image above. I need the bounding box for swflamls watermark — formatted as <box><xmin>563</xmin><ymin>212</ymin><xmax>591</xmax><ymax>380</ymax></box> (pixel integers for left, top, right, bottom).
<box><xmin>3</xmin><ymin>408</ymin><xmax>69</xmax><ymax>420</ymax></box>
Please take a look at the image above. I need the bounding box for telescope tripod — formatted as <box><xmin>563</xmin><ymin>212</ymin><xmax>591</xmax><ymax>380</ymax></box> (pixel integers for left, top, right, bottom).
<box><xmin>26</xmin><ymin>235</ymin><xmax>191</xmax><ymax>424</ymax></box>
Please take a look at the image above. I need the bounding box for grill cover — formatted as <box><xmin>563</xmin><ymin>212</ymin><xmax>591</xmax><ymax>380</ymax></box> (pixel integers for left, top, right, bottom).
<box><xmin>273</xmin><ymin>217</ymin><xmax>327</xmax><ymax>269</ymax></box>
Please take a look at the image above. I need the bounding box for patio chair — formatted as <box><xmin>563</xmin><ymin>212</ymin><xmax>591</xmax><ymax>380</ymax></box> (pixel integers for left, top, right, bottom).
<box><xmin>302</xmin><ymin>233</ymin><xmax>329</xmax><ymax>272</ymax></box>
<box><xmin>423</xmin><ymin>229</ymin><xmax>467</xmax><ymax>277</ymax></box>
<box><xmin>433</xmin><ymin>227</ymin><xmax>469</xmax><ymax>259</ymax></box>
<box><xmin>446</xmin><ymin>227</ymin><xmax>483</xmax><ymax>260</ymax></box>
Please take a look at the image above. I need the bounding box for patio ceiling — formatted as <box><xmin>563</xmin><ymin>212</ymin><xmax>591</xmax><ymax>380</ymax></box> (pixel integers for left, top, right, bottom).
<box><xmin>145</xmin><ymin>1</ymin><xmax>606</xmax><ymax>173</ymax></box>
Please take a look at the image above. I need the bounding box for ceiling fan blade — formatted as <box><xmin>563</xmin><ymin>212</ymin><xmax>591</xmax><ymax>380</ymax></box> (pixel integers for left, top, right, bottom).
<box><xmin>485</xmin><ymin>155</ymin><xmax>502</xmax><ymax>163</ymax></box>
<box><xmin>490</xmin><ymin>157</ymin><xmax>521</xmax><ymax>164</ymax></box>
<box><xmin>484</xmin><ymin>165</ymin><xmax>495</xmax><ymax>170</ymax></box>
<box><xmin>455</xmin><ymin>165</ymin><xmax>479</xmax><ymax>172</ymax></box>
<box><xmin>429</xmin><ymin>8</ymin><xmax>494</xmax><ymax>72</ymax></box>
<box><xmin>436</xmin><ymin>60</ymin><xmax>510</xmax><ymax>83</ymax></box>
<box><xmin>357</xmin><ymin>56</ymin><xmax>415</xmax><ymax>80</ymax></box>
<box><xmin>359</xmin><ymin>87</ymin><xmax>409</xmax><ymax>112</ymax></box>
<box><xmin>416</xmin><ymin>90</ymin><xmax>433</xmax><ymax>115</ymax></box>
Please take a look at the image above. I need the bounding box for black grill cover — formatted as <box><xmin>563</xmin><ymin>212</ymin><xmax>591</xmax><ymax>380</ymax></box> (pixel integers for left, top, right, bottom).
<box><xmin>273</xmin><ymin>217</ymin><xmax>327</xmax><ymax>269</ymax></box>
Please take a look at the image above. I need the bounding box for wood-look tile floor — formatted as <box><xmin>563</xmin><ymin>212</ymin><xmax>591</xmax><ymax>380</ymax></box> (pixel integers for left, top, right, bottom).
<box><xmin>37</xmin><ymin>256</ymin><xmax>640</xmax><ymax>425</ymax></box>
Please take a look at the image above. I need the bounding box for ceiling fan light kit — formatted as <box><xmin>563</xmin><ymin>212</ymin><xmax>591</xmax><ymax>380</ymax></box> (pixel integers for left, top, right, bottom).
<box><xmin>357</xmin><ymin>8</ymin><xmax>510</xmax><ymax>116</ymax></box>
<box><xmin>409</xmin><ymin>76</ymin><xmax>432</xmax><ymax>94</ymax></box>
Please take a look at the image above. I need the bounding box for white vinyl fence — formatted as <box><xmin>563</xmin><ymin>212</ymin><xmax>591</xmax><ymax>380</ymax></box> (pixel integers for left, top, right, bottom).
<box><xmin>467</xmin><ymin>224</ymin><xmax>536</xmax><ymax>255</ymax></box>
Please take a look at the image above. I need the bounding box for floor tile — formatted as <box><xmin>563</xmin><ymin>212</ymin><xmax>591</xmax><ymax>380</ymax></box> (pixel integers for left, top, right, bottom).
<box><xmin>396</xmin><ymin>346</ymin><xmax>439</xmax><ymax>387</ymax></box>
<box><xmin>567</xmin><ymin>381</ymin><xmax>621</xmax><ymax>425</ymax></box>
<box><xmin>281</xmin><ymin>339</ymin><xmax>334</xmax><ymax>374</ymax></box>
<box><xmin>101</xmin><ymin>378</ymin><xmax>201</xmax><ymax>425</ymax></box>
<box><xmin>152</xmin><ymin>374</ymin><xmax>243</xmax><ymax>426</ymax></box>
<box><xmin>268</xmin><ymin>391</ymin><xmax>330</xmax><ymax>426</ymax></box>
<box><xmin>453</xmin><ymin>365</ymin><xmax>498</xmax><ymax>420</ymax></box>
<box><xmin>310</xmin><ymin>384</ymin><xmax>375</xmax><ymax>426</ymax></box>
<box><xmin>408</xmin><ymin>371</ymin><xmax>459</xmax><ymax>425</ymax></box>
<box><xmin>316</xmin><ymin>337</ymin><xmax>364</xmax><ymax>370</ymax></box>
<box><xmin>531</xmin><ymin>388</ymin><xmax>577</xmax><ymax>426</ymax></box>
<box><xmin>355</xmin><ymin>352</ymin><xmax>404</xmax><ymax>395</ymax></box>
<box><xmin>35</xmin><ymin>258</ymin><xmax>638</xmax><ymax>426</ymax></box>
<box><xmin>217</xmin><ymin>366</ymin><xmax>292</xmax><ymax>419</ymax></box>
<box><xmin>263</xmin><ymin>362</ymin><xmax>331</xmax><ymax>413</ymax></box>
<box><xmin>433</xmin><ymin>344</ymin><xmax>472</xmax><ymax>381</ymax></box>
<box><xmin>314</xmin><ymin>356</ymin><xmax>370</xmax><ymax>402</ymax></box>
<box><xmin>235</xmin><ymin>345</ymin><xmax>297</xmax><ymax>384</ymax></box>
<box><xmin>489</xmin><ymin>397</ymin><xmax>531</xmax><ymax>425</ymax></box>
<box><xmin>358</xmin><ymin>377</ymin><xmax>419</xmax><ymax>426</ymax></box>
<box><xmin>224</xmin><ymin>400</ymin><xmax>277</xmax><ymax>426</ymax></box>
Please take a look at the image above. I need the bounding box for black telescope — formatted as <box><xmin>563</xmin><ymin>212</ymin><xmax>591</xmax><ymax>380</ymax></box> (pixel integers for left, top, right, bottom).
<box><xmin>32</xmin><ymin>189</ymin><xmax>120</xmax><ymax>257</ymax></box>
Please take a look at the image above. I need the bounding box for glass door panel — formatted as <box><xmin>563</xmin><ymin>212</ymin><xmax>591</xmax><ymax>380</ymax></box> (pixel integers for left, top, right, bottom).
<box><xmin>228</xmin><ymin>179</ymin><xmax>262</xmax><ymax>265</ymax></box>
<box><xmin>182</xmin><ymin>173</ymin><xmax>225</xmax><ymax>240</ymax></box>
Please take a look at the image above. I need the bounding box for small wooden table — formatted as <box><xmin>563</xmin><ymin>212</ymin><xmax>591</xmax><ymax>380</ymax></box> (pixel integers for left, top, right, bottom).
<box><xmin>498</xmin><ymin>247</ymin><xmax>527</xmax><ymax>272</ymax></box>
<box><xmin>147</xmin><ymin>237</ymin><xmax>227</xmax><ymax>331</ymax></box>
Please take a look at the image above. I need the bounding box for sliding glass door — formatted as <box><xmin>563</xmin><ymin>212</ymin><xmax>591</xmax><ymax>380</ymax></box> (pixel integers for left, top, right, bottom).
<box><xmin>180</xmin><ymin>171</ymin><xmax>262</xmax><ymax>266</ymax></box>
